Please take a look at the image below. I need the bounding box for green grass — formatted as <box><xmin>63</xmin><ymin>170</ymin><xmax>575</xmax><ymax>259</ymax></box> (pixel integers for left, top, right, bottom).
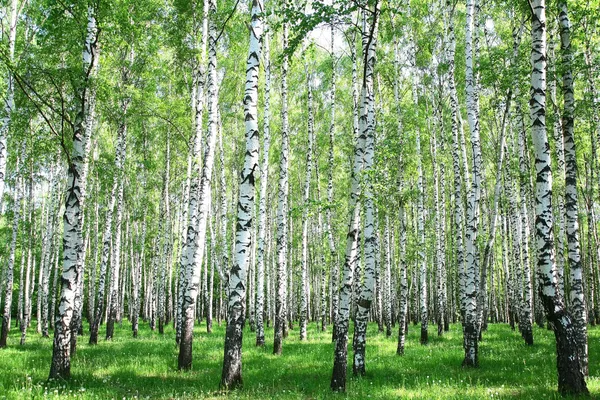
<box><xmin>0</xmin><ymin>320</ymin><xmax>598</xmax><ymax>399</ymax></box>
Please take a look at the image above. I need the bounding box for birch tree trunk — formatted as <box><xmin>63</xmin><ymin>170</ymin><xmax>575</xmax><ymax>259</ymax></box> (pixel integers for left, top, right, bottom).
<box><xmin>106</xmin><ymin>93</ymin><xmax>129</xmax><ymax>341</ymax></box>
<box><xmin>394</xmin><ymin>33</ymin><xmax>408</xmax><ymax>356</ymax></box>
<box><xmin>178</xmin><ymin>0</ymin><xmax>218</xmax><ymax>370</ymax></box>
<box><xmin>41</xmin><ymin>166</ymin><xmax>60</xmax><ymax>337</ymax></box>
<box><xmin>327</xmin><ymin>23</ymin><xmax>339</xmax><ymax>341</ymax></box>
<box><xmin>548</xmin><ymin>37</ymin><xmax>567</xmax><ymax>299</ymax></box>
<box><xmin>476</xmin><ymin>92</ymin><xmax>510</xmax><ymax>337</ymax></box>
<box><xmin>273</xmin><ymin>0</ymin><xmax>290</xmax><ymax>356</ymax></box>
<box><xmin>412</xmin><ymin>58</ymin><xmax>427</xmax><ymax>347</ymax></box>
<box><xmin>49</xmin><ymin>6</ymin><xmax>99</xmax><ymax>379</ymax></box>
<box><xmin>462</xmin><ymin>0</ymin><xmax>483</xmax><ymax>367</ymax></box>
<box><xmin>0</xmin><ymin>154</ymin><xmax>21</xmax><ymax>348</ymax></box>
<box><xmin>86</xmin><ymin>180</ymin><xmax>99</xmax><ymax>327</ymax></box>
<box><xmin>299</xmin><ymin>65</ymin><xmax>314</xmax><ymax>341</ymax></box>
<box><xmin>220</xmin><ymin>0</ymin><xmax>263</xmax><ymax>386</ymax></box>
<box><xmin>529</xmin><ymin>0</ymin><xmax>587</xmax><ymax>394</ymax></box>
<box><xmin>19</xmin><ymin>167</ymin><xmax>33</xmax><ymax>345</ymax></box>
<box><xmin>132</xmin><ymin>216</ymin><xmax>145</xmax><ymax>338</ymax></box>
<box><xmin>431</xmin><ymin>102</ymin><xmax>444</xmax><ymax>337</ymax></box>
<box><xmin>255</xmin><ymin>26</ymin><xmax>270</xmax><ymax>347</ymax></box>
<box><xmin>89</xmin><ymin>180</ymin><xmax>117</xmax><ymax>344</ymax></box>
<box><xmin>558</xmin><ymin>0</ymin><xmax>587</xmax><ymax>376</ymax></box>
<box><xmin>0</xmin><ymin>0</ymin><xmax>18</xmax><ymax>203</ymax></box>
<box><xmin>331</xmin><ymin>8</ymin><xmax>376</xmax><ymax>392</ymax></box>
<box><xmin>352</xmin><ymin>10</ymin><xmax>378</xmax><ymax>374</ymax></box>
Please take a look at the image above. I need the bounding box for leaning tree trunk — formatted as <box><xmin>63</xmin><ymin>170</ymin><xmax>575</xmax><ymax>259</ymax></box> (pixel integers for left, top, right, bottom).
<box><xmin>529</xmin><ymin>0</ymin><xmax>588</xmax><ymax>395</ymax></box>
<box><xmin>558</xmin><ymin>0</ymin><xmax>588</xmax><ymax>376</ymax></box>
<box><xmin>220</xmin><ymin>0</ymin><xmax>263</xmax><ymax>387</ymax></box>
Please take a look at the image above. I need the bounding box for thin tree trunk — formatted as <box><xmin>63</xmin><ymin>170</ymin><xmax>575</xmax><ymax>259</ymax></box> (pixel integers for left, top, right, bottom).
<box><xmin>273</xmin><ymin>0</ymin><xmax>290</xmax><ymax>356</ymax></box>
<box><xmin>394</xmin><ymin>32</ymin><xmax>408</xmax><ymax>356</ymax></box>
<box><xmin>20</xmin><ymin>170</ymin><xmax>33</xmax><ymax>345</ymax></box>
<box><xmin>299</xmin><ymin>64</ymin><xmax>315</xmax><ymax>341</ymax></box>
<box><xmin>255</xmin><ymin>25</ymin><xmax>270</xmax><ymax>347</ymax></box>
<box><xmin>106</xmin><ymin>92</ymin><xmax>129</xmax><ymax>341</ymax></box>
<box><xmin>0</xmin><ymin>154</ymin><xmax>22</xmax><ymax>347</ymax></box>
<box><xmin>0</xmin><ymin>0</ymin><xmax>18</xmax><ymax>203</ymax></box>
<box><xmin>327</xmin><ymin>22</ymin><xmax>339</xmax><ymax>342</ymax></box>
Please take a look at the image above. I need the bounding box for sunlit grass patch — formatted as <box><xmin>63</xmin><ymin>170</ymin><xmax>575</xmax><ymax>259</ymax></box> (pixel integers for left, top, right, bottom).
<box><xmin>0</xmin><ymin>320</ymin><xmax>598</xmax><ymax>399</ymax></box>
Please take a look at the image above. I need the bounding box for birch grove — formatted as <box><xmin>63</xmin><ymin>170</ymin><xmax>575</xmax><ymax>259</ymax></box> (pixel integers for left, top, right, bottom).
<box><xmin>0</xmin><ymin>0</ymin><xmax>599</xmax><ymax>398</ymax></box>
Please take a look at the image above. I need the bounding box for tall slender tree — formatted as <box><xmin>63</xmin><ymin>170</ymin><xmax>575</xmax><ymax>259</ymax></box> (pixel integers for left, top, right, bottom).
<box><xmin>528</xmin><ymin>0</ymin><xmax>587</xmax><ymax>394</ymax></box>
<box><xmin>178</xmin><ymin>0</ymin><xmax>219</xmax><ymax>370</ymax></box>
<box><xmin>220</xmin><ymin>0</ymin><xmax>263</xmax><ymax>388</ymax></box>
<box><xmin>273</xmin><ymin>0</ymin><xmax>290</xmax><ymax>356</ymax></box>
<box><xmin>49</xmin><ymin>6</ymin><xmax>99</xmax><ymax>379</ymax></box>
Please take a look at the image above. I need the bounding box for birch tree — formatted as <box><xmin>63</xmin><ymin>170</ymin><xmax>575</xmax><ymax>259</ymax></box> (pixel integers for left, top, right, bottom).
<box><xmin>178</xmin><ymin>0</ymin><xmax>218</xmax><ymax>370</ymax></box>
<box><xmin>558</xmin><ymin>0</ymin><xmax>587</xmax><ymax>376</ymax></box>
<box><xmin>220</xmin><ymin>0</ymin><xmax>263</xmax><ymax>387</ymax></box>
<box><xmin>273</xmin><ymin>0</ymin><xmax>290</xmax><ymax>356</ymax></box>
<box><xmin>49</xmin><ymin>6</ymin><xmax>99</xmax><ymax>379</ymax></box>
<box><xmin>528</xmin><ymin>0</ymin><xmax>587</xmax><ymax>394</ymax></box>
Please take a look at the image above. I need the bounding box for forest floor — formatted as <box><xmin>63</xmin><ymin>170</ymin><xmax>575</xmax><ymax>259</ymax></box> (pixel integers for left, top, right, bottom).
<box><xmin>0</xmin><ymin>319</ymin><xmax>598</xmax><ymax>399</ymax></box>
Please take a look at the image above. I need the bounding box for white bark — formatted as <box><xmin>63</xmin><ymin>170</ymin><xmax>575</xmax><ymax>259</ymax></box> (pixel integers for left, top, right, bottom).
<box><xmin>273</xmin><ymin>0</ymin><xmax>290</xmax><ymax>355</ymax></box>
<box><xmin>529</xmin><ymin>0</ymin><xmax>587</xmax><ymax>394</ymax></box>
<box><xmin>559</xmin><ymin>1</ymin><xmax>587</xmax><ymax>375</ymax></box>
<box><xmin>0</xmin><ymin>153</ymin><xmax>22</xmax><ymax>347</ymax></box>
<box><xmin>178</xmin><ymin>0</ymin><xmax>218</xmax><ymax>370</ymax></box>
<box><xmin>106</xmin><ymin>98</ymin><xmax>129</xmax><ymax>340</ymax></box>
<box><xmin>299</xmin><ymin>65</ymin><xmax>315</xmax><ymax>341</ymax></box>
<box><xmin>220</xmin><ymin>0</ymin><xmax>263</xmax><ymax>386</ymax></box>
<box><xmin>462</xmin><ymin>0</ymin><xmax>482</xmax><ymax>367</ymax></box>
<box><xmin>50</xmin><ymin>6</ymin><xmax>98</xmax><ymax>379</ymax></box>
<box><xmin>0</xmin><ymin>0</ymin><xmax>18</xmax><ymax>203</ymax></box>
<box><xmin>255</xmin><ymin>26</ymin><xmax>270</xmax><ymax>347</ymax></box>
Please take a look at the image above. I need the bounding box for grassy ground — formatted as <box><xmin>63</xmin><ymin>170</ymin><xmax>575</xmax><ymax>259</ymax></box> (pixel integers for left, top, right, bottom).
<box><xmin>0</xmin><ymin>319</ymin><xmax>598</xmax><ymax>399</ymax></box>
